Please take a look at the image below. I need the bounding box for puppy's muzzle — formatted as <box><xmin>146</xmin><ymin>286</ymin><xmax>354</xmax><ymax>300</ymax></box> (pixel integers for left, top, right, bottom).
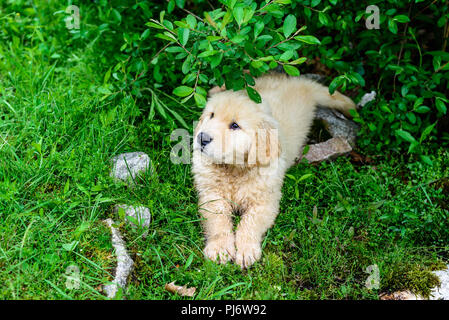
<box><xmin>198</xmin><ymin>132</ymin><xmax>213</xmax><ymax>150</ymax></box>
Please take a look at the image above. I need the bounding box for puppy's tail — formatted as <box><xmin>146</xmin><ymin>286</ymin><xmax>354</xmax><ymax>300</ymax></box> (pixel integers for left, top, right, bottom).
<box><xmin>300</xmin><ymin>78</ymin><xmax>357</xmax><ymax>118</ymax></box>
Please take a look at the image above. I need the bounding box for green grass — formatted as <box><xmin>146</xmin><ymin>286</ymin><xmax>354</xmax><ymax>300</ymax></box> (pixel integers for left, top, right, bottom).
<box><xmin>1</xmin><ymin>1</ymin><xmax>449</xmax><ymax>300</ymax></box>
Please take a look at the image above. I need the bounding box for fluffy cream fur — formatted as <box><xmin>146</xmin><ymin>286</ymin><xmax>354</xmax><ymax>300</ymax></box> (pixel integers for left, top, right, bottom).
<box><xmin>192</xmin><ymin>73</ymin><xmax>356</xmax><ymax>268</ymax></box>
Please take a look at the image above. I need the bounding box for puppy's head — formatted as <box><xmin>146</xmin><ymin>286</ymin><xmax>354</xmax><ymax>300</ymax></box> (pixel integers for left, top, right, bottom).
<box><xmin>194</xmin><ymin>90</ymin><xmax>280</xmax><ymax>166</ymax></box>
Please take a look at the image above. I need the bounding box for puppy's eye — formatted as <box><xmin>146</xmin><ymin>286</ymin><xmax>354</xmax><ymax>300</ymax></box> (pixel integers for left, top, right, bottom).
<box><xmin>229</xmin><ymin>122</ymin><xmax>240</xmax><ymax>130</ymax></box>
<box><xmin>210</xmin><ymin>112</ymin><xmax>214</xmax><ymax>119</ymax></box>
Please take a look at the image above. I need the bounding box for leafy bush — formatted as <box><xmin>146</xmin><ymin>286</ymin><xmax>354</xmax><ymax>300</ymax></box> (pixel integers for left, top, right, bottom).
<box><xmin>68</xmin><ymin>0</ymin><xmax>448</xmax><ymax>160</ymax></box>
<box><xmin>148</xmin><ymin>0</ymin><xmax>321</xmax><ymax>106</ymax></box>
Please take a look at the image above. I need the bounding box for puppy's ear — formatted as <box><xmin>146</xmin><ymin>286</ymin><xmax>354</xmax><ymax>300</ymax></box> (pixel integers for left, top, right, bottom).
<box><xmin>248</xmin><ymin>118</ymin><xmax>281</xmax><ymax>166</ymax></box>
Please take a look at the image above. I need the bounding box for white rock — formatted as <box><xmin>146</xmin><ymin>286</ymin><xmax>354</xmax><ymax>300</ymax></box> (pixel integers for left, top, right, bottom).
<box><xmin>380</xmin><ymin>265</ymin><xmax>449</xmax><ymax>300</ymax></box>
<box><xmin>430</xmin><ymin>266</ymin><xmax>449</xmax><ymax>300</ymax></box>
<box><xmin>357</xmin><ymin>91</ymin><xmax>376</xmax><ymax>108</ymax></box>
<box><xmin>110</xmin><ymin>152</ymin><xmax>150</xmax><ymax>183</ymax></box>
<box><xmin>380</xmin><ymin>290</ymin><xmax>424</xmax><ymax>300</ymax></box>
<box><xmin>314</xmin><ymin>107</ymin><xmax>360</xmax><ymax>145</ymax></box>
<box><xmin>302</xmin><ymin>137</ymin><xmax>352</xmax><ymax>163</ymax></box>
<box><xmin>103</xmin><ymin>218</ymin><xmax>134</xmax><ymax>299</ymax></box>
<box><xmin>114</xmin><ymin>204</ymin><xmax>151</xmax><ymax>237</ymax></box>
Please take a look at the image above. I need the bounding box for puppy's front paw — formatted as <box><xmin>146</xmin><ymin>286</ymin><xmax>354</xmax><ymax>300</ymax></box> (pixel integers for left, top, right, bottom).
<box><xmin>235</xmin><ymin>237</ymin><xmax>262</xmax><ymax>269</ymax></box>
<box><xmin>204</xmin><ymin>234</ymin><xmax>235</xmax><ymax>264</ymax></box>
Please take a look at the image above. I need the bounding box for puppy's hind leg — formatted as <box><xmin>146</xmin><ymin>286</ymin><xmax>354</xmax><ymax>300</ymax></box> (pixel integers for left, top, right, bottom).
<box><xmin>199</xmin><ymin>194</ymin><xmax>236</xmax><ymax>264</ymax></box>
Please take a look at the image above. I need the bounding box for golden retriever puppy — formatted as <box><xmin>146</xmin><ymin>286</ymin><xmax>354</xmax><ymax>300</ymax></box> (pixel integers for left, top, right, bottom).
<box><xmin>192</xmin><ymin>73</ymin><xmax>356</xmax><ymax>268</ymax></box>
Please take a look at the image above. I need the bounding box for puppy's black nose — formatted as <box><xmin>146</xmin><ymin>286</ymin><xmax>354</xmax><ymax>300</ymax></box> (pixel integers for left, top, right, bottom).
<box><xmin>198</xmin><ymin>132</ymin><xmax>213</xmax><ymax>148</ymax></box>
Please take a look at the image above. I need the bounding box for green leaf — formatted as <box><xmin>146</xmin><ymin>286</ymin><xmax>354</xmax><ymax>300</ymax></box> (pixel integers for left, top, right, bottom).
<box><xmin>175</xmin><ymin>0</ymin><xmax>185</xmax><ymax>8</ymax></box>
<box><xmin>221</xmin><ymin>9</ymin><xmax>233</xmax><ymax>30</ymax></box>
<box><xmin>185</xmin><ymin>253</ymin><xmax>194</xmax><ymax>269</ymax></box>
<box><xmin>251</xmin><ymin>60</ymin><xmax>264</xmax><ymax>69</ymax></box>
<box><xmin>146</xmin><ymin>22</ymin><xmax>164</xmax><ymax>30</ymax></box>
<box><xmin>206</xmin><ymin>36</ymin><xmax>222</xmax><ymax>41</ymax></box>
<box><xmin>436</xmin><ymin>98</ymin><xmax>447</xmax><ymax>114</ymax></box>
<box><xmin>298</xmin><ymin>173</ymin><xmax>314</xmax><ymax>182</ymax></box>
<box><xmin>294</xmin><ymin>35</ymin><xmax>321</xmax><ymax>45</ymax></box>
<box><xmin>126</xmin><ymin>215</ymin><xmax>140</xmax><ymax>226</ymax></box>
<box><xmin>165</xmin><ymin>46</ymin><xmax>184</xmax><ymax>53</ymax></box>
<box><xmin>173</xmin><ymin>86</ymin><xmax>194</xmax><ymax>97</ymax></box>
<box><xmin>111</xmin><ymin>9</ymin><xmax>122</xmax><ymax>24</ymax></box>
<box><xmin>328</xmin><ymin>76</ymin><xmax>344</xmax><ymax>94</ymax></box>
<box><xmin>62</xmin><ymin>241</ymin><xmax>78</xmax><ymax>252</ymax></box>
<box><xmin>63</xmin><ymin>179</ymin><xmax>70</xmax><ymax>195</ymax></box>
<box><xmin>413</xmin><ymin>97</ymin><xmax>424</xmax><ymax>110</ymax></box>
<box><xmin>233</xmin><ymin>6</ymin><xmax>244</xmax><ymax>26</ymax></box>
<box><xmin>283</xmin><ymin>64</ymin><xmax>300</xmax><ymax>76</ymax></box>
<box><xmin>406</xmin><ymin>112</ymin><xmax>416</xmax><ymax>124</ymax></box>
<box><xmin>246</xmin><ymin>86</ymin><xmax>262</xmax><ymax>103</ymax></box>
<box><xmin>289</xmin><ymin>57</ymin><xmax>307</xmax><ymax>65</ymax></box>
<box><xmin>393</xmin><ymin>15</ymin><xmax>410</xmax><ymax>23</ymax></box>
<box><xmin>167</xmin><ymin>0</ymin><xmax>175</xmax><ymax>13</ymax></box>
<box><xmin>244</xmin><ymin>73</ymin><xmax>255</xmax><ymax>86</ymax></box>
<box><xmin>166</xmin><ymin>107</ymin><xmax>190</xmax><ymax>129</ymax></box>
<box><xmin>140</xmin><ymin>29</ymin><xmax>150</xmax><ymax>40</ymax></box>
<box><xmin>318</xmin><ymin>12</ymin><xmax>329</xmax><ymax>26</ymax></box>
<box><xmin>103</xmin><ymin>67</ymin><xmax>111</xmax><ymax>84</ymax></box>
<box><xmin>174</xmin><ymin>21</ymin><xmax>189</xmax><ymax>29</ymax></box>
<box><xmin>420</xmin><ymin>122</ymin><xmax>436</xmax><ymax>143</ymax></box>
<box><xmin>204</xmin><ymin>12</ymin><xmax>217</xmax><ymax>28</ymax></box>
<box><xmin>257</xmin><ymin>35</ymin><xmax>273</xmax><ymax>43</ymax></box>
<box><xmin>181</xmin><ymin>55</ymin><xmax>192</xmax><ymax>74</ymax></box>
<box><xmin>178</xmin><ymin>28</ymin><xmax>190</xmax><ymax>46</ymax></box>
<box><xmin>302</xmin><ymin>144</ymin><xmax>310</xmax><ymax>155</ymax></box>
<box><xmin>210</xmin><ymin>52</ymin><xmax>223</xmax><ymax>69</ymax></box>
<box><xmin>420</xmin><ymin>155</ymin><xmax>433</xmax><ymax>166</ymax></box>
<box><xmin>186</xmin><ymin>15</ymin><xmax>197</xmax><ymax>29</ymax></box>
<box><xmin>254</xmin><ymin>21</ymin><xmax>264</xmax><ymax>38</ymax></box>
<box><xmin>243</xmin><ymin>7</ymin><xmax>255</xmax><ymax>23</ymax></box>
<box><xmin>283</xmin><ymin>14</ymin><xmax>296</xmax><ymax>38</ymax></box>
<box><xmin>155</xmin><ymin>33</ymin><xmax>176</xmax><ymax>42</ymax></box>
<box><xmin>230</xmin><ymin>34</ymin><xmax>246</xmax><ymax>44</ymax></box>
<box><xmin>396</xmin><ymin>129</ymin><xmax>417</xmax><ymax>144</ymax></box>
<box><xmin>198</xmin><ymin>50</ymin><xmax>219</xmax><ymax>58</ymax></box>
<box><xmin>380</xmin><ymin>104</ymin><xmax>392</xmax><ymax>113</ymax></box>
<box><xmin>388</xmin><ymin>19</ymin><xmax>398</xmax><ymax>34</ymax></box>
<box><xmin>153</xmin><ymin>96</ymin><xmax>167</xmax><ymax>120</ymax></box>
<box><xmin>433</xmin><ymin>56</ymin><xmax>442</xmax><ymax>71</ymax></box>
<box><xmin>162</xmin><ymin>20</ymin><xmax>174</xmax><ymax>30</ymax></box>
<box><xmin>414</xmin><ymin>106</ymin><xmax>430</xmax><ymax>113</ymax></box>
<box><xmin>194</xmin><ymin>93</ymin><xmax>206</xmax><ymax>107</ymax></box>
<box><xmin>279</xmin><ymin>50</ymin><xmax>294</xmax><ymax>61</ymax></box>
<box><xmin>259</xmin><ymin>55</ymin><xmax>275</xmax><ymax>62</ymax></box>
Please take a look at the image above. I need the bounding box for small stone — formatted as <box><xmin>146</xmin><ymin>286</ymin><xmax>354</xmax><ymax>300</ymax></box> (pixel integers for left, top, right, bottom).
<box><xmin>315</xmin><ymin>107</ymin><xmax>360</xmax><ymax>146</ymax></box>
<box><xmin>103</xmin><ymin>218</ymin><xmax>134</xmax><ymax>299</ymax></box>
<box><xmin>164</xmin><ymin>282</ymin><xmax>196</xmax><ymax>297</ymax></box>
<box><xmin>302</xmin><ymin>137</ymin><xmax>352</xmax><ymax>163</ymax></box>
<box><xmin>357</xmin><ymin>91</ymin><xmax>376</xmax><ymax>108</ymax></box>
<box><xmin>379</xmin><ymin>265</ymin><xmax>449</xmax><ymax>300</ymax></box>
<box><xmin>380</xmin><ymin>290</ymin><xmax>424</xmax><ymax>300</ymax></box>
<box><xmin>110</xmin><ymin>152</ymin><xmax>150</xmax><ymax>184</ymax></box>
<box><xmin>430</xmin><ymin>266</ymin><xmax>449</xmax><ymax>300</ymax></box>
<box><xmin>114</xmin><ymin>204</ymin><xmax>151</xmax><ymax>237</ymax></box>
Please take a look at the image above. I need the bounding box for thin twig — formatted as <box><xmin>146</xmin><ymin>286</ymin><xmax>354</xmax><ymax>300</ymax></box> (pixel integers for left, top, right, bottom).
<box><xmin>393</xmin><ymin>4</ymin><xmax>413</xmax><ymax>93</ymax></box>
<box><xmin>267</xmin><ymin>28</ymin><xmax>303</xmax><ymax>50</ymax></box>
